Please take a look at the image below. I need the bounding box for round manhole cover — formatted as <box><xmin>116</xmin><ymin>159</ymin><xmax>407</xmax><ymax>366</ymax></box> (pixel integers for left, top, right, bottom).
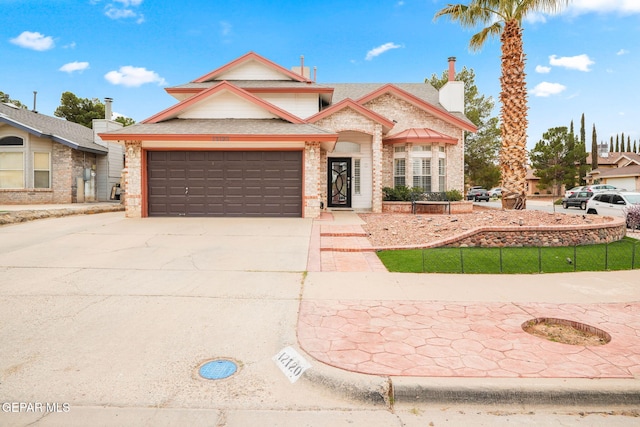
<box><xmin>199</xmin><ymin>359</ymin><xmax>238</xmax><ymax>380</ymax></box>
<box><xmin>522</xmin><ymin>317</ymin><xmax>611</xmax><ymax>346</ymax></box>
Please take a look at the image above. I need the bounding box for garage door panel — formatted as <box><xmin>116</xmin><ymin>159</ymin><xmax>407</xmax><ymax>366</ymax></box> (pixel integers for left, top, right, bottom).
<box><xmin>147</xmin><ymin>151</ymin><xmax>302</xmax><ymax>217</ymax></box>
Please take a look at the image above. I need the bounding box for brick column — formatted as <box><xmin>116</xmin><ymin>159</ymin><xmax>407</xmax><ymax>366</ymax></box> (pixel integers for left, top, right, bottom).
<box><xmin>372</xmin><ymin>124</ymin><xmax>383</xmax><ymax>213</ymax></box>
<box><xmin>124</xmin><ymin>141</ymin><xmax>142</xmax><ymax>218</ymax></box>
<box><xmin>304</xmin><ymin>142</ymin><xmax>321</xmax><ymax>218</ymax></box>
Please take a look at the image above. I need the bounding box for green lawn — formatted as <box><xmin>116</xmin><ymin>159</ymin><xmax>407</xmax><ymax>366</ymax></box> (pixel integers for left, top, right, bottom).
<box><xmin>377</xmin><ymin>237</ymin><xmax>640</xmax><ymax>274</ymax></box>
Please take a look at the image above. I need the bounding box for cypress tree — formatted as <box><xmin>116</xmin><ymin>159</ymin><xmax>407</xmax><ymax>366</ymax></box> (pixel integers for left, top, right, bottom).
<box><xmin>580</xmin><ymin>113</ymin><xmax>586</xmax><ymax>145</ymax></box>
<box><xmin>621</xmin><ymin>133</ymin><xmax>625</xmax><ymax>152</ymax></box>
<box><xmin>610</xmin><ymin>136</ymin><xmax>614</xmax><ymax>152</ymax></box>
<box><xmin>634</xmin><ymin>140</ymin><xmax>638</xmax><ymax>153</ymax></box>
<box><xmin>627</xmin><ymin>136</ymin><xmax>631</xmax><ymax>152</ymax></box>
<box><xmin>591</xmin><ymin>124</ymin><xmax>598</xmax><ymax>170</ymax></box>
<box><xmin>615</xmin><ymin>135</ymin><xmax>620</xmax><ymax>152</ymax></box>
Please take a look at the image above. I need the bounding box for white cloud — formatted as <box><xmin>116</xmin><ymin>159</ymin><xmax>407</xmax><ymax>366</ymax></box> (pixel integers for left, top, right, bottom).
<box><xmin>617</xmin><ymin>49</ymin><xmax>629</xmax><ymax>55</ymax></box>
<box><xmin>101</xmin><ymin>0</ymin><xmax>145</xmax><ymax>23</ymax></box>
<box><xmin>365</xmin><ymin>42</ymin><xmax>402</xmax><ymax>60</ymax></box>
<box><xmin>549</xmin><ymin>54</ymin><xmax>594</xmax><ymax>71</ymax></box>
<box><xmin>530</xmin><ymin>82</ymin><xmax>567</xmax><ymax>97</ymax></box>
<box><xmin>220</xmin><ymin>21</ymin><xmax>232</xmax><ymax>36</ymax></box>
<box><xmin>9</xmin><ymin>31</ymin><xmax>54</xmax><ymax>51</ymax></box>
<box><xmin>104</xmin><ymin>66</ymin><xmax>166</xmax><ymax>87</ymax></box>
<box><xmin>535</xmin><ymin>65</ymin><xmax>551</xmax><ymax>74</ymax></box>
<box><xmin>59</xmin><ymin>61</ymin><xmax>90</xmax><ymax>73</ymax></box>
<box><xmin>525</xmin><ymin>12</ymin><xmax>547</xmax><ymax>24</ymax></box>
<box><xmin>63</xmin><ymin>41</ymin><xmax>77</xmax><ymax>49</ymax></box>
<box><xmin>567</xmin><ymin>0</ymin><xmax>640</xmax><ymax>15</ymax></box>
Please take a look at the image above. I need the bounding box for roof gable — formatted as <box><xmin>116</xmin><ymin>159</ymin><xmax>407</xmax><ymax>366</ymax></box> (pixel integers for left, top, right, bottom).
<box><xmin>193</xmin><ymin>52</ymin><xmax>309</xmax><ymax>83</ymax></box>
<box><xmin>306</xmin><ymin>99</ymin><xmax>395</xmax><ymax>132</ymax></box>
<box><xmin>356</xmin><ymin>84</ymin><xmax>477</xmax><ymax>133</ymax></box>
<box><xmin>614</xmin><ymin>152</ymin><xmax>640</xmax><ymax>167</ymax></box>
<box><xmin>0</xmin><ymin>103</ymin><xmax>106</xmax><ymax>154</ymax></box>
<box><xmin>142</xmin><ymin>81</ymin><xmax>304</xmax><ymax>124</ymax></box>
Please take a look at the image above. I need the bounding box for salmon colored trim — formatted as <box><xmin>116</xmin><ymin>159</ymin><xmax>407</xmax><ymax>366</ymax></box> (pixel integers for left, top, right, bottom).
<box><xmin>383</xmin><ymin>128</ymin><xmax>458</xmax><ymax>144</ymax></box>
<box><xmin>356</xmin><ymin>84</ymin><xmax>477</xmax><ymax>133</ymax></box>
<box><xmin>99</xmin><ymin>133</ymin><xmax>338</xmax><ymax>142</ymax></box>
<box><xmin>306</xmin><ymin>99</ymin><xmax>395</xmax><ymax>131</ymax></box>
<box><xmin>141</xmin><ymin>81</ymin><xmax>305</xmax><ymax>124</ymax></box>
<box><xmin>165</xmin><ymin>87</ymin><xmax>334</xmax><ymax>96</ymax></box>
<box><xmin>193</xmin><ymin>52</ymin><xmax>310</xmax><ymax>83</ymax></box>
<box><xmin>143</xmin><ymin>147</ymin><xmax>304</xmax><ymax>152</ymax></box>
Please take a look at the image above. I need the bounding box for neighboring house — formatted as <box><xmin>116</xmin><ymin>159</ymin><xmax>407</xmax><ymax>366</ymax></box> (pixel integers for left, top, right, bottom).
<box><xmin>100</xmin><ymin>52</ymin><xmax>476</xmax><ymax>218</ymax></box>
<box><xmin>585</xmin><ymin>152</ymin><xmax>640</xmax><ymax>191</ymax></box>
<box><xmin>0</xmin><ymin>101</ymin><xmax>124</xmax><ymax>204</ymax></box>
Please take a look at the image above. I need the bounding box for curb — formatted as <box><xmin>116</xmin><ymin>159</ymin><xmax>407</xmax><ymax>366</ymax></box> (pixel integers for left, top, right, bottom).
<box><xmin>392</xmin><ymin>377</ymin><xmax>640</xmax><ymax>406</ymax></box>
<box><xmin>297</xmin><ymin>347</ymin><xmax>391</xmax><ymax>407</ymax></box>
<box><xmin>300</xmin><ymin>351</ymin><xmax>640</xmax><ymax>408</ymax></box>
<box><xmin>0</xmin><ymin>204</ymin><xmax>124</xmax><ymax>226</ymax></box>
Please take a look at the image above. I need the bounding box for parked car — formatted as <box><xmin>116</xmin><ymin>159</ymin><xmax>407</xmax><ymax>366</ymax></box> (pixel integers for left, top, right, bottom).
<box><xmin>586</xmin><ymin>191</ymin><xmax>640</xmax><ymax>227</ymax></box>
<box><xmin>564</xmin><ymin>186</ymin><xmax>585</xmax><ymax>199</ymax></box>
<box><xmin>561</xmin><ymin>191</ymin><xmax>593</xmax><ymax>210</ymax></box>
<box><xmin>583</xmin><ymin>184</ymin><xmax>623</xmax><ymax>193</ymax></box>
<box><xmin>488</xmin><ymin>187</ymin><xmax>502</xmax><ymax>198</ymax></box>
<box><xmin>466</xmin><ymin>188</ymin><xmax>490</xmax><ymax>202</ymax></box>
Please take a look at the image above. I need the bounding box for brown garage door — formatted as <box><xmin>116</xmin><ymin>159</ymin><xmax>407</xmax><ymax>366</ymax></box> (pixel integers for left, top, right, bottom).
<box><xmin>147</xmin><ymin>151</ymin><xmax>302</xmax><ymax>217</ymax></box>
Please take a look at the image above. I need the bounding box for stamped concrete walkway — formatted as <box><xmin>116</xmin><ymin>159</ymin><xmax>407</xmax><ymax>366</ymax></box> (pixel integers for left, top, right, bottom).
<box><xmin>301</xmin><ymin>210</ymin><xmax>640</xmax><ymax>381</ymax></box>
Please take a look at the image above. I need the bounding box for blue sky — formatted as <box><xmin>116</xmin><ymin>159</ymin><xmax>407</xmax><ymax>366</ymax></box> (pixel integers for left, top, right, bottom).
<box><xmin>1</xmin><ymin>0</ymin><xmax>639</xmax><ymax>150</ymax></box>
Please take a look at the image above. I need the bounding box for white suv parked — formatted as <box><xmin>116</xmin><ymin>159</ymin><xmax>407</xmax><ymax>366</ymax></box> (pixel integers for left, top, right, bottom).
<box><xmin>583</xmin><ymin>184</ymin><xmax>623</xmax><ymax>193</ymax></box>
<box><xmin>586</xmin><ymin>191</ymin><xmax>640</xmax><ymax>226</ymax></box>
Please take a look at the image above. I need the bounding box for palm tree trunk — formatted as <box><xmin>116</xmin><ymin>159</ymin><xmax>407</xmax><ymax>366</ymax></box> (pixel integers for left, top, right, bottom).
<box><xmin>499</xmin><ymin>19</ymin><xmax>528</xmax><ymax>210</ymax></box>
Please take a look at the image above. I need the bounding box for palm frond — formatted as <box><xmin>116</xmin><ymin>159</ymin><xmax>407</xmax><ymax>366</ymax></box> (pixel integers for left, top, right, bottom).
<box><xmin>469</xmin><ymin>22</ymin><xmax>503</xmax><ymax>51</ymax></box>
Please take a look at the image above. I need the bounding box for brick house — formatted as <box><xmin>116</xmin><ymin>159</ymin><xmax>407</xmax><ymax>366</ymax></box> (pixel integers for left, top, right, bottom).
<box><xmin>100</xmin><ymin>52</ymin><xmax>476</xmax><ymax>218</ymax></box>
<box><xmin>0</xmin><ymin>102</ymin><xmax>124</xmax><ymax>204</ymax></box>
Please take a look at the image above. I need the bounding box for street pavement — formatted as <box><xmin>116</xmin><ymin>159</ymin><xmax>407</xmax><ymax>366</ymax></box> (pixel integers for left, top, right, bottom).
<box><xmin>0</xmin><ymin>204</ymin><xmax>639</xmax><ymax>426</ymax></box>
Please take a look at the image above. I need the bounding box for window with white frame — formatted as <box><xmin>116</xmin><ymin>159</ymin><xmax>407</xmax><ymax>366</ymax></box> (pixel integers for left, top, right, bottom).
<box><xmin>0</xmin><ymin>136</ymin><xmax>25</xmax><ymax>189</ymax></box>
<box><xmin>438</xmin><ymin>158</ymin><xmax>446</xmax><ymax>191</ymax></box>
<box><xmin>33</xmin><ymin>152</ymin><xmax>51</xmax><ymax>188</ymax></box>
<box><xmin>412</xmin><ymin>158</ymin><xmax>431</xmax><ymax>192</ymax></box>
<box><xmin>394</xmin><ymin>158</ymin><xmax>406</xmax><ymax>187</ymax></box>
<box><xmin>0</xmin><ymin>152</ymin><xmax>24</xmax><ymax>188</ymax></box>
<box><xmin>354</xmin><ymin>158</ymin><xmax>361</xmax><ymax>195</ymax></box>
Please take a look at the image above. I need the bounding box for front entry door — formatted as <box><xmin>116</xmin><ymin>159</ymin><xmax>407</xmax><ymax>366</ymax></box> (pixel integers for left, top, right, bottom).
<box><xmin>328</xmin><ymin>158</ymin><xmax>351</xmax><ymax>208</ymax></box>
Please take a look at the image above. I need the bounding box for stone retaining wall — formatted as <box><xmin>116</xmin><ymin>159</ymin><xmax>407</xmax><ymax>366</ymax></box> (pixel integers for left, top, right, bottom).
<box><xmin>0</xmin><ymin>204</ymin><xmax>124</xmax><ymax>226</ymax></box>
<box><xmin>437</xmin><ymin>217</ymin><xmax>627</xmax><ymax>248</ymax></box>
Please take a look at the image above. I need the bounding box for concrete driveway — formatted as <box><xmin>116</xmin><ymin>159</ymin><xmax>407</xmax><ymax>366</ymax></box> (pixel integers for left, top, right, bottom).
<box><xmin>0</xmin><ymin>213</ymin><xmax>381</xmax><ymax>425</ymax></box>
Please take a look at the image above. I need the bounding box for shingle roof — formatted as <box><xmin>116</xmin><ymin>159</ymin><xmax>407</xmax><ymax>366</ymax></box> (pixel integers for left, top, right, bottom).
<box><xmin>103</xmin><ymin>118</ymin><xmax>336</xmax><ymax>136</ymax></box>
<box><xmin>0</xmin><ymin>103</ymin><xmax>107</xmax><ymax>154</ymax></box>
<box><xmin>595</xmin><ymin>164</ymin><xmax>640</xmax><ymax>178</ymax></box>
<box><xmin>329</xmin><ymin>83</ymin><xmax>440</xmax><ymax>104</ymax></box>
<box><xmin>328</xmin><ymin>83</ymin><xmax>473</xmax><ymax>128</ymax></box>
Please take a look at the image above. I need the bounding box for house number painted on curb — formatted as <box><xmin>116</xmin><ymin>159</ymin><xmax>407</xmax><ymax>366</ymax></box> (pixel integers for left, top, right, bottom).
<box><xmin>273</xmin><ymin>346</ymin><xmax>310</xmax><ymax>383</ymax></box>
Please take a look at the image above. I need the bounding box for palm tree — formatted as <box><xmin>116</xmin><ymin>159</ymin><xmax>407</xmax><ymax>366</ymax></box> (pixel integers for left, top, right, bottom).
<box><xmin>435</xmin><ymin>0</ymin><xmax>569</xmax><ymax>210</ymax></box>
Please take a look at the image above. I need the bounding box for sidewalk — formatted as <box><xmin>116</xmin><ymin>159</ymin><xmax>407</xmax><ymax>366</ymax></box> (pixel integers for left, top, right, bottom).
<box><xmin>299</xmin><ymin>209</ymin><xmax>640</xmax><ymax>405</ymax></box>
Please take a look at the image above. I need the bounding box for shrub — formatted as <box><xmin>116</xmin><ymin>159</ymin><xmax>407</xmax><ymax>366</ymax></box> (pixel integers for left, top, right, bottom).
<box><xmin>625</xmin><ymin>205</ymin><xmax>640</xmax><ymax>230</ymax></box>
<box><xmin>382</xmin><ymin>186</ymin><xmax>425</xmax><ymax>201</ymax></box>
<box><xmin>446</xmin><ymin>189</ymin><xmax>463</xmax><ymax>201</ymax></box>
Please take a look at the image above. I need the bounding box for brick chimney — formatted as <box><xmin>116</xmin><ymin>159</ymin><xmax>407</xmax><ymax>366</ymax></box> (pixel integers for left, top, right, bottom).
<box><xmin>448</xmin><ymin>57</ymin><xmax>456</xmax><ymax>81</ymax></box>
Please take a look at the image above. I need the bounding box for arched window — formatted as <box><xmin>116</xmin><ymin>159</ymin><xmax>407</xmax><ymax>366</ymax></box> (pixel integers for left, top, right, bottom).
<box><xmin>0</xmin><ymin>136</ymin><xmax>24</xmax><ymax>146</ymax></box>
